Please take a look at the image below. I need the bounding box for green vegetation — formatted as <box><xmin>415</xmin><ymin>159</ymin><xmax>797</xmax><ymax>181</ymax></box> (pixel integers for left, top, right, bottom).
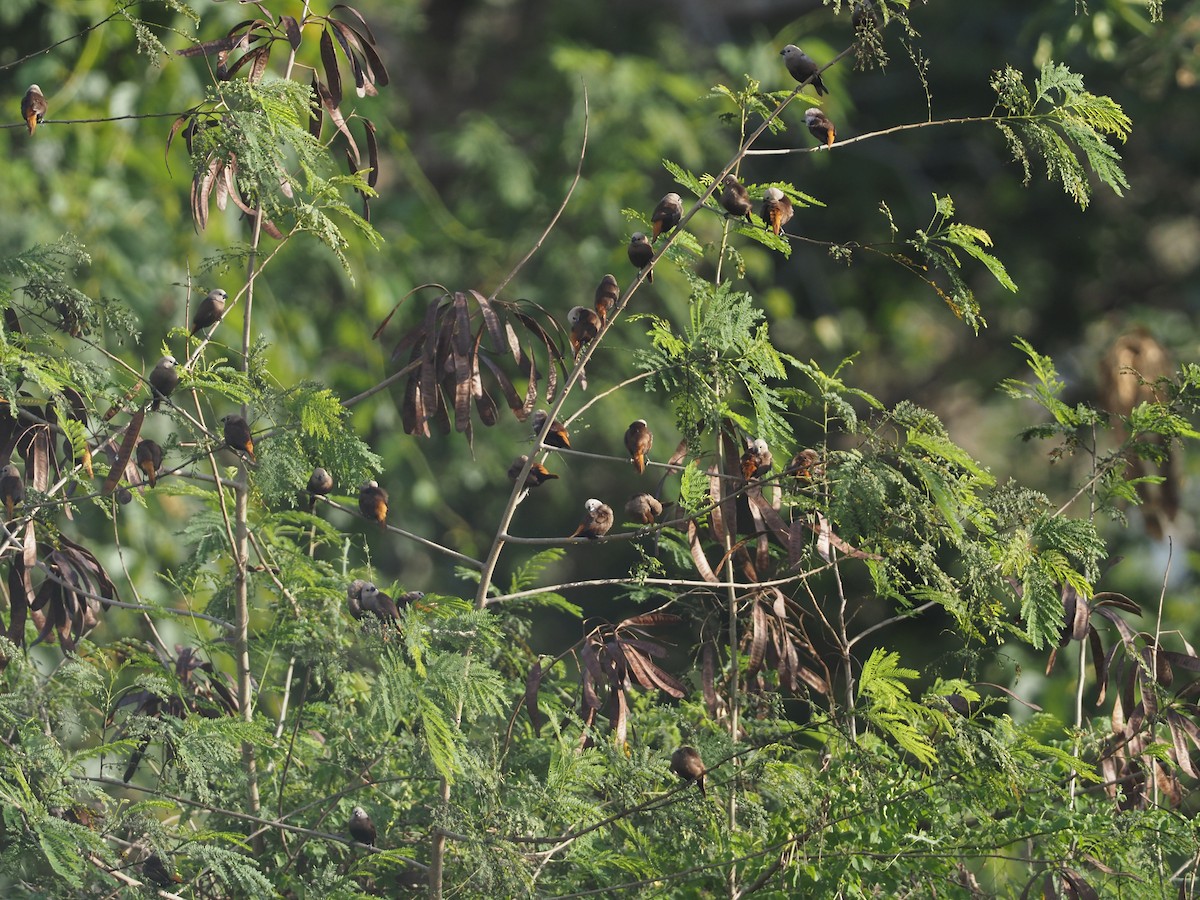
<box><xmin>2</xmin><ymin>1</ymin><xmax>1199</xmax><ymax>896</ymax></box>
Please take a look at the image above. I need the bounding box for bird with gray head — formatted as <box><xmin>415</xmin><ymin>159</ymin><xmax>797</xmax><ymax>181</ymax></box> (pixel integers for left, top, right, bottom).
<box><xmin>568</xmin><ymin>305</ymin><xmax>602</xmax><ymax>359</ymax></box>
<box><xmin>348</xmin><ymin>806</ymin><xmax>376</xmax><ymax>846</ymax></box>
<box><xmin>627</xmin><ymin>232</ymin><xmax>655</xmax><ymax>282</ymax></box>
<box><xmin>780</xmin><ymin>44</ymin><xmax>828</xmax><ymax>95</ymax></box>
<box><xmin>804</xmin><ymin>108</ymin><xmax>836</xmax><ymax>148</ymax></box>
<box><xmin>741</xmin><ymin>438</ymin><xmax>773</xmax><ymax>481</ymax></box>
<box><xmin>306</xmin><ymin>466</ymin><xmax>333</xmax><ymax>510</ymax></box>
<box><xmin>719</xmin><ymin>175</ymin><xmax>753</xmax><ymax>223</ymax></box>
<box><xmin>20</xmin><ymin>85</ymin><xmax>47</xmax><ymax>135</ymax></box>
<box><xmin>570</xmin><ymin>498</ymin><xmax>614</xmax><ymax>539</ymax></box>
<box><xmin>359</xmin><ymin>582</ymin><xmax>400</xmax><ymax>621</ymax></box>
<box><xmin>650</xmin><ymin>192</ymin><xmax>683</xmax><ymax>241</ymax></box>
<box><xmin>760</xmin><ymin>188</ymin><xmax>794</xmax><ymax>236</ymax></box>
<box><xmin>190</xmin><ymin>288</ymin><xmax>228</xmax><ymax>336</ymax></box>
<box><xmin>148</xmin><ymin>356</ymin><xmax>179</xmax><ymax>411</ymax></box>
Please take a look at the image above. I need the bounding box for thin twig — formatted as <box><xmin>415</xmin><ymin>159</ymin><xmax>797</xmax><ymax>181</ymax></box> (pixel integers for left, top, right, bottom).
<box><xmin>0</xmin><ymin>4</ymin><xmax>135</xmax><ymax>71</ymax></box>
<box><xmin>743</xmin><ymin>114</ymin><xmax>1005</xmax><ymax>156</ymax></box>
<box><xmin>487</xmin><ymin>84</ymin><xmax>590</xmax><ymax>303</ymax></box>
<box><xmin>483</xmin><ymin>567</ymin><xmax>832</xmax><ymax>607</ymax></box>
<box><xmin>319</xmin><ymin>497</ymin><xmax>482</xmax><ymax>568</ymax></box>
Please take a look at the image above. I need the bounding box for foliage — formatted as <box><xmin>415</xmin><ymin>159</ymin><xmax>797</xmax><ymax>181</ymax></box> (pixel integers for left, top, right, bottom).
<box><xmin>1</xmin><ymin>1</ymin><xmax>1198</xmax><ymax>898</ymax></box>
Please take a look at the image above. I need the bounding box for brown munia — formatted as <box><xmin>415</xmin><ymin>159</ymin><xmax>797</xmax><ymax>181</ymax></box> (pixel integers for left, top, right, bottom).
<box><xmin>623</xmin><ymin>419</ymin><xmax>653</xmax><ymax>474</ymax></box>
<box><xmin>625</xmin><ymin>492</ymin><xmax>663</xmax><ymax>525</ymax></box>
<box><xmin>780</xmin><ymin>44</ymin><xmax>828</xmax><ymax>95</ymax></box>
<box><xmin>359</xmin><ymin>582</ymin><xmax>400</xmax><ymax>621</ymax></box>
<box><xmin>787</xmin><ymin>448</ymin><xmax>822</xmax><ymax>482</ymax></box>
<box><xmin>650</xmin><ymin>192</ymin><xmax>683</xmax><ymax>241</ymax></box>
<box><xmin>20</xmin><ymin>85</ymin><xmax>47</xmax><ymax>135</ymax></box>
<box><xmin>141</xmin><ymin>853</ymin><xmax>182</xmax><ymax>887</ymax></box>
<box><xmin>306</xmin><ymin>466</ymin><xmax>333</xmax><ymax>510</ymax></box>
<box><xmin>804</xmin><ymin>107</ymin><xmax>836</xmax><ymax>148</ymax></box>
<box><xmin>760</xmin><ymin>188</ymin><xmax>794</xmax><ymax>236</ymax></box>
<box><xmin>531</xmin><ymin>410</ymin><xmax>570</xmax><ymax>450</ymax></box>
<box><xmin>740</xmin><ymin>438</ymin><xmax>773</xmax><ymax>481</ymax></box>
<box><xmin>719</xmin><ymin>175</ymin><xmax>753</xmax><ymax>223</ymax></box>
<box><xmin>0</xmin><ymin>463</ymin><xmax>23</xmax><ymax>519</ymax></box>
<box><xmin>627</xmin><ymin>232</ymin><xmax>655</xmax><ymax>283</ymax></box>
<box><xmin>358</xmin><ymin>480</ymin><xmax>388</xmax><ymax>526</ymax></box>
<box><xmin>348</xmin><ymin>806</ymin><xmax>377</xmax><ymax>846</ymax></box>
<box><xmin>570</xmin><ymin>498</ymin><xmax>614</xmax><ymax>539</ymax></box>
<box><xmin>148</xmin><ymin>356</ymin><xmax>179</xmax><ymax>411</ymax></box>
<box><xmin>568</xmin><ymin>305</ymin><xmax>602</xmax><ymax>358</ymax></box>
<box><xmin>670</xmin><ymin>746</ymin><xmax>707</xmax><ymax>797</ymax></box>
<box><xmin>594</xmin><ymin>274</ymin><xmax>620</xmax><ymax>322</ymax></box>
<box><xmin>221</xmin><ymin>414</ymin><xmax>255</xmax><ymax>462</ymax></box>
<box><xmin>136</xmin><ymin>440</ymin><xmax>163</xmax><ymax>488</ymax></box>
<box><xmin>190</xmin><ymin>288</ymin><xmax>228</xmax><ymax>336</ymax></box>
<box><xmin>508</xmin><ymin>454</ymin><xmax>558</xmax><ymax>488</ymax></box>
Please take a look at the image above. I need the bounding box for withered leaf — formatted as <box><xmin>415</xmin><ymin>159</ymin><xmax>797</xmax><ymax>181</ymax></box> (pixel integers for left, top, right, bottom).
<box><xmin>525</xmin><ymin>661</ymin><xmax>548</xmax><ymax>734</ymax></box>
<box><xmin>280</xmin><ymin>15</ymin><xmax>302</xmax><ymax>50</ymax></box>
<box><xmin>746</xmin><ymin>598</ymin><xmax>768</xmax><ymax>683</ymax></box>
<box><xmin>687</xmin><ymin>520</ymin><xmax>719</xmax><ymax>584</ymax></box>
<box><xmin>319</xmin><ymin>27</ymin><xmax>342</xmax><ymax>108</ymax></box>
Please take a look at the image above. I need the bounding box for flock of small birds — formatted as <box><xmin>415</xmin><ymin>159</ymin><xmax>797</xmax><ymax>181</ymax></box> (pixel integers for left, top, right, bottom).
<box><xmin>510</xmin><ymin>43</ymin><xmax>836</xmax><ymax>550</ymax></box>
<box><xmin>11</xmin><ymin>39</ymin><xmax>835</xmax><ymax>860</ymax></box>
<box><xmin>625</xmin><ymin>43</ymin><xmax>838</xmax><ymax>279</ymax></box>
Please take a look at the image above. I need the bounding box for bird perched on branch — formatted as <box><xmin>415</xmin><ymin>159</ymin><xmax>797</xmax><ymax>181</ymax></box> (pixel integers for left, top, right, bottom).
<box><xmin>624</xmin><ymin>419</ymin><xmax>653</xmax><ymax>474</ymax></box>
<box><xmin>306</xmin><ymin>466</ymin><xmax>333</xmax><ymax>510</ymax></box>
<box><xmin>358</xmin><ymin>480</ymin><xmax>388</xmax><ymax>526</ymax></box>
<box><xmin>741</xmin><ymin>438</ymin><xmax>773</xmax><ymax>481</ymax></box>
<box><xmin>593</xmin><ymin>274</ymin><xmax>619</xmax><ymax>322</ymax></box>
<box><xmin>805</xmin><ymin>108</ymin><xmax>836</xmax><ymax>148</ymax></box>
<box><xmin>761</xmin><ymin>188</ymin><xmax>794</xmax><ymax>236</ymax></box>
<box><xmin>221</xmin><ymin>414</ymin><xmax>255</xmax><ymax>462</ymax></box>
<box><xmin>650</xmin><ymin>192</ymin><xmax>683</xmax><ymax>240</ymax></box>
<box><xmin>359</xmin><ymin>582</ymin><xmax>400</xmax><ymax>621</ymax></box>
<box><xmin>719</xmin><ymin>175</ymin><xmax>753</xmax><ymax>223</ymax></box>
<box><xmin>570</xmin><ymin>498</ymin><xmax>614</xmax><ymax>539</ymax></box>
<box><xmin>670</xmin><ymin>746</ymin><xmax>707</xmax><ymax>797</ymax></box>
<box><xmin>0</xmin><ymin>464</ymin><xmax>24</xmax><ymax>519</ymax></box>
<box><xmin>348</xmin><ymin>806</ymin><xmax>376</xmax><ymax>846</ymax></box>
<box><xmin>531</xmin><ymin>410</ymin><xmax>570</xmax><ymax>450</ymax></box>
<box><xmin>508</xmin><ymin>455</ymin><xmax>558</xmax><ymax>489</ymax></box>
<box><xmin>787</xmin><ymin>448</ymin><xmax>822</xmax><ymax>483</ymax></box>
<box><xmin>190</xmin><ymin>288</ymin><xmax>228</xmax><ymax>336</ymax></box>
<box><xmin>148</xmin><ymin>356</ymin><xmax>179</xmax><ymax>411</ymax></box>
<box><xmin>626</xmin><ymin>492</ymin><xmax>663</xmax><ymax>525</ymax></box>
<box><xmin>627</xmin><ymin>232</ymin><xmax>655</xmax><ymax>283</ymax></box>
<box><xmin>136</xmin><ymin>440</ymin><xmax>163</xmax><ymax>488</ymax></box>
<box><xmin>568</xmin><ymin>305</ymin><xmax>602</xmax><ymax>358</ymax></box>
<box><xmin>141</xmin><ymin>853</ymin><xmax>182</xmax><ymax>887</ymax></box>
<box><xmin>20</xmin><ymin>85</ymin><xmax>47</xmax><ymax>135</ymax></box>
<box><xmin>780</xmin><ymin>44</ymin><xmax>828</xmax><ymax>95</ymax></box>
